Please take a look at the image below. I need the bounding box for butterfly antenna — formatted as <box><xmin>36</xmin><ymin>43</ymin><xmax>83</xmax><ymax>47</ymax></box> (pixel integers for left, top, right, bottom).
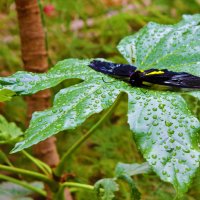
<box><xmin>102</xmin><ymin>77</ymin><xmax>116</xmax><ymax>84</ymax></box>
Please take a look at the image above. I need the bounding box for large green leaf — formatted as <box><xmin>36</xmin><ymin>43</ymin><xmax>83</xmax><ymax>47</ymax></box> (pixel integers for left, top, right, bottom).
<box><xmin>127</xmin><ymin>90</ymin><xmax>199</xmax><ymax>194</ymax></box>
<box><xmin>0</xmin><ymin>59</ymin><xmax>93</xmax><ymax>95</ymax></box>
<box><xmin>117</xmin><ymin>14</ymin><xmax>200</xmax><ymax>194</ymax></box>
<box><xmin>118</xmin><ymin>14</ymin><xmax>200</xmax><ymax>75</ymax></box>
<box><xmin>11</xmin><ymin>73</ymin><xmax>120</xmax><ymax>152</ymax></box>
<box><xmin>118</xmin><ymin>14</ymin><xmax>200</xmax><ymax>101</ymax></box>
<box><xmin>0</xmin><ymin>15</ymin><xmax>199</xmax><ymax>195</ymax></box>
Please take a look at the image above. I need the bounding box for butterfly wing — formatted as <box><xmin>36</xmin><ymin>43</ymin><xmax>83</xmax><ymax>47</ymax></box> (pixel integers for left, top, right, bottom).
<box><xmin>141</xmin><ymin>69</ymin><xmax>200</xmax><ymax>89</ymax></box>
<box><xmin>89</xmin><ymin>61</ymin><xmax>200</xmax><ymax>89</ymax></box>
<box><xmin>89</xmin><ymin>60</ymin><xmax>137</xmax><ymax>77</ymax></box>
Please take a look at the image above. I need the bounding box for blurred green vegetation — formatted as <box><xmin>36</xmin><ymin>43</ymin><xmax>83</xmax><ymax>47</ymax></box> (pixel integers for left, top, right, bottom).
<box><xmin>0</xmin><ymin>0</ymin><xmax>200</xmax><ymax>199</ymax></box>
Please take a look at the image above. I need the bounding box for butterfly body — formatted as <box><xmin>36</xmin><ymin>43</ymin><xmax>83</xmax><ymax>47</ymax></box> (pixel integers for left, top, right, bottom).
<box><xmin>89</xmin><ymin>60</ymin><xmax>200</xmax><ymax>89</ymax></box>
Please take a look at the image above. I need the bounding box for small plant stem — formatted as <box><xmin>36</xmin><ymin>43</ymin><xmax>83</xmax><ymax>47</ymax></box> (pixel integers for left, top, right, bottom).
<box><xmin>0</xmin><ymin>164</ymin><xmax>52</xmax><ymax>184</ymax></box>
<box><xmin>54</xmin><ymin>182</ymin><xmax>96</xmax><ymax>200</ymax></box>
<box><xmin>55</xmin><ymin>94</ymin><xmax>123</xmax><ymax>176</ymax></box>
<box><xmin>62</xmin><ymin>182</ymin><xmax>95</xmax><ymax>191</ymax></box>
<box><xmin>0</xmin><ymin>174</ymin><xmax>46</xmax><ymax>197</ymax></box>
<box><xmin>0</xmin><ymin>150</ymin><xmax>13</xmax><ymax>167</ymax></box>
<box><xmin>22</xmin><ymin>150</ymin><xmax>52</xmax><ymax>175</ymax></box>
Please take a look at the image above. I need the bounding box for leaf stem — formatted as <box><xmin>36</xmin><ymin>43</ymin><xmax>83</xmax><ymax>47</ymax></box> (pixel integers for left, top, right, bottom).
<box><xmin>62</xmin><ymin>182</ymin><xmax>95</xmax><ymax>191</ymax></box>
<box><xmin>55</xmin><ymin>93</ymin><xmax>123</xmax><ymax>176</ymax></box>
<box><xmin>0</xmin><ymin>174</ymin><xmax>46</xmax><ymax>197</ymax></box>
<box><xmin>54</xmin><ymin>182</ymin><xmax>97</xmax><ymax>200</ymax></box>
<box><xmin>21</xmin><ymin>150</ymin><xmax>52</xmax><ymax>175</ymax></box>
<box><xmin>0</xmin><ymin>164</ymin><xmax>52</xmax><ymax>185</ymax></box>
<box><xmin>0</xmin><ymin>150</ymin><xmax>13</xmax><ymax>167</ymax></box>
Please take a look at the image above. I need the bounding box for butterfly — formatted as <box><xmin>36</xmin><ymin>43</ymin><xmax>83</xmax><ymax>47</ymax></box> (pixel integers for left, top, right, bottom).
<box><xmin>89</xmin><ymin>60</ymin><xmax>200</xmax><ymax>89</ymax></box>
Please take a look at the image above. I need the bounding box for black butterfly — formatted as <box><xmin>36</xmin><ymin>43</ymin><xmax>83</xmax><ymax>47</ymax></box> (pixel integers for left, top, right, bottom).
<box><xmin>89</xmin><ymin>60</ymin><xmax>200</xmax><ymax>89</ymax></box>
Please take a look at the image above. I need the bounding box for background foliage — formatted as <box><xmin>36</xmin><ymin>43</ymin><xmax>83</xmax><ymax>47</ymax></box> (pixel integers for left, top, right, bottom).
<box><xmin>0</xmin><ymin>0</ymin><xmax>200</xmax><ymax>199</ymax></box>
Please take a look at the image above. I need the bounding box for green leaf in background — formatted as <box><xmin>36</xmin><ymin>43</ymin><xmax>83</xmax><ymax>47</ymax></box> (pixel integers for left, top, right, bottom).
<box><xmin>0</xmin><ymin>89</ymin><xmax>15</xmax><ymax>102</ymax></box>
<box><xmin>114</xmin><ymin>162</ymin><xmax>151</xmax><ymax>177</ymax></box>
<box><xmin>118</xmin><ymin>175</ymin><xmax>140</xmax><ymax>200</ymax></box>
<box><xmin>0</xmin><ymin>115</ymin><xmax>23</xmax><ymax>144</ymax></box>
<box><xmin>94</xmin><ymin>178</ymin><xmax>119</xmax><ymax>200</ymax></box>
<box><xmin>181</xmin><ymin>93</ymin><xmax>200</xmax><ymax>120</ymax></box>
<box><xmin>115</xmin><ymin>162</ymin><xmax>151</xmax><ymax>200</ymax></box>
<box><xmin>95</xmin><ymin>162</ymin><xmax>150</xmax><ymax>200</ymax></box>
<box><xmin>0</xmin><ymin>14</ymin><xmax>199</xmax><ymax>195</ymax></box>
<box><xmin>0</xmin><ymin>181</ymin><xmax>44</xmax><ymax>200</ymax></box>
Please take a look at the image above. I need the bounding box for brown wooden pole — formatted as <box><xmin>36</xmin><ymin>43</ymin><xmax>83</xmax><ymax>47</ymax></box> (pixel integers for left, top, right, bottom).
<box><xmin>15</xmin><ymin>1</ymin><xmax>73</xmax><ymax>199</ymax></box>
<box><xmin>15</xmin><ymin>0</ymin><xmax>60</xmax><ymax>168</ymax></box>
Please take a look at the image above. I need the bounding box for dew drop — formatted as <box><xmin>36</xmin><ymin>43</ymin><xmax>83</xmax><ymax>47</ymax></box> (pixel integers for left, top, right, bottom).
<box><xmin>176</xmin><ymin>146</ymin><xmax>181</xmax><ymax>150</ymax></box>
<box><xmin>152</xmin><ymin>161</ymin><xmax>157</xmax><ymax>165</ymax></box>
<box><xmin>152</xmin><ymin>108</ymin><xmax>157</xmax><ymax>111</ymax></box>
<box><xmin>190</xmin><ymin>125</ymin><xmax>196</xmax><ymax>129</ymax></box>
<box><xmin>152</xmin><ymin>154</ymin><xmax>157</xmax><ymax>159</ymax></box>
<box><xmin>136</xmin><ymin>96</ymin><xmax>141</xmax><ymax>100</ymax></box>
<box><xmin>159</xmin><ymin>104</ymin><xmax>165</xmax><ymax>109</ymax></box>
<box><xmin>168</xmin><ymin>129</ymin><xmax>174</xmax><ymax>135</ymax></box>
<box><xmin>172</xmin><ymin>152</ymin><xmax>176</xmax><ymax>156</ymax></box>
<box><xmin>52</xmin><ymin>108</ymin><xmax>57</xmax><ymax>113</ymax></box>
<box><xmin>186</xmin><ymin>167</ymin><xmax>191</xmax><ymax>171</ymax></box>
<box><xmin>175</xmin><ymin>169</ymin><xmax>179</xmax><ymax>173</ymax></box>
<box><xmin>152</xmin><ymin>121</ymin><xmax>158</xmax><ymax>126</ymax></box>
<box><xmin>153</xmin><ymin>115</ymin><xmax>157</xmax><ymax>119</ymax></box>
<box><xmin>183</xmin><ymin>149</ymin><xmax>190</xmax><ymax>153</ymax></box>
<box><xmin>162</xmin><ymin>170</ymin><xmax>167</xmax><ymax>175</ymax></box>
<box><xmin>170</xmin><ymin>138</ymin><xmax>175</xmax><ymax>143</ymax></box>
<box><xmin>18</xmin><ymin>82</ymin><xmax>24</xmax><ymax>86</ymax></box>
<box><xmin>147</xmin><ymin>132</ymin><xmax>152</xmax><ymax>136</ymax></box>
<box><xmin>164</xmin><ymin>145</ymin><xmax>168</xmax><ymax>149</ymax></box>
<box><xmin>178</xmin><ymin>133</ymin><xmax>183</xmax><ymax>137</ymax></box>
<box><xmin>165</xmin><ymin>121</ymin><xmax>173</xmax><ymax>127</ymax></box>
<box><xmin>178</xmin><ymin>160</ymin><xmax>183</xmax><ymax>164</ymax></box>
<box><xmin>96</xmin><ymin>90</ymin><xmax>102</xmax><ymax>94</ymax></box>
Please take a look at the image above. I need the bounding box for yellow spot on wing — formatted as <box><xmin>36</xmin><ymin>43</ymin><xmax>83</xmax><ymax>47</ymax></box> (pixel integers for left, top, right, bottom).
<box><xmin>146</xmin><ymin>71</ymin><xmax>165</xmax><ymax>76</ymax></box>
